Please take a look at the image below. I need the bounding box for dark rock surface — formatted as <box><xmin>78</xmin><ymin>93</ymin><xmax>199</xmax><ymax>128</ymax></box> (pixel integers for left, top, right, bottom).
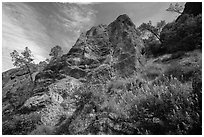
<box><xmin>107</xmin><ymin>14</ymin><xmax>145</xmax><ymax>77</ymax></box>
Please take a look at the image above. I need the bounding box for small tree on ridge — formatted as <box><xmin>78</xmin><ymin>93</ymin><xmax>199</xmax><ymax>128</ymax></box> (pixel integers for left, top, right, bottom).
<box><xmin>10</xmin><ymin>47</ymin><xmax>35</xmax><ymax>82</ymax></box>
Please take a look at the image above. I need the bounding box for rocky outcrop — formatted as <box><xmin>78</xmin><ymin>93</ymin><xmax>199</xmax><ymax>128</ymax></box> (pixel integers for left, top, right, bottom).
<box><xmin>34</xmin><ymin>14</ymin><xmax>144</xmax><ymax>85</ymax></box>
<box><xmin>107</xmin><ymin>14</ymin><xmax>145</xmax><ymax>77</ymax></box>
<box><xmin>2</xmin><ymin>14</ymin><xmax>145</xmax><ymax>135</ymax></box>
<box><xmin>64</xmin><ymin>14</ymin><xmax>144</xmax><ymax>78</ymax></box>
<box><xmin>2</xmin><ymin>67</ymin><xmax>37</xmax><ymax>111</ymax></box>
<box><xmin>19</xmin><ymin>76</ymin><xmax>82</xmax><ymax>128</ymax></box>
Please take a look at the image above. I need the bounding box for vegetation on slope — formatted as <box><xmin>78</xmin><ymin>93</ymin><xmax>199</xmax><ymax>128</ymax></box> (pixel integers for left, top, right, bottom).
<box><xmin>2</xmin><ymin>2</ymin><xmax>202</xmax><ymax>135</ymax></box>
<box><xmin>53</xmin><ymin>56</ymin><xmax>201</xmax><ymax>134</ymax></box>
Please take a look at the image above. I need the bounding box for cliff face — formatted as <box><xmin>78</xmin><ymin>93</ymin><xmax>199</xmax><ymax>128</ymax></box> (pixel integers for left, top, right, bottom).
<box><xmin>33</xmin><ymin>14</ymin><xmax>144</xmax><ymax>92</ymax></box>
<box><xmin>2</xmin><ymin>14</ymin><xmax>145</xmax><ymax>135</ymax></box>
<box><xmin>62</xmin><ymin>14</ymin><xmax>144</xmax><ymax>78</ymax></box>
<box><xmin>107</xmin><ymin>14</ymin><xmax>144</xmax><ymax>77</ymax></box>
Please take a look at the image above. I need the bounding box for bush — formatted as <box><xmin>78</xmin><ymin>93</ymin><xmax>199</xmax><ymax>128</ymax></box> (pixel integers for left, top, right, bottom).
<box><xmin>160</xmin><ymin>14</ymin><xmax>202</xmax><ymax>53</ymax></box>
<box><xmin>143</xmin><ymin>39</ymin><xmax>164</xmax><ymax>57</ymax></box>
<box><xmin>55</xmin><ymin>74</ymin><xmax>201</xmax><ymax>135</ymax></box>
<box><xmin>128</xmin><ymin>76</ymin><xmax>198</xmax><ymax>134</ymax></box>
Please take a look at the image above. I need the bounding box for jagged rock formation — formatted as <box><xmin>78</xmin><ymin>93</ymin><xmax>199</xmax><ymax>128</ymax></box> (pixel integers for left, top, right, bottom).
<box><xmin>107</xmin><ymin>14</ymin><xmax>145</xmax><ymax>77</ymax></box>
<box><xmin>2</xmin><ymin>14</ymin><xmax>145</xmax><ymax>135</ymax></box>
<box><xmin>33</xmin><ymin>14</ymin><xmax>144</xmax><ymax>94</ymax></box>
<box><xmin>36</xmin><ymin>14</ymin><xmax>144</xmax><ymax>81</ymax></box>
<box><xmin>66</xmin><ymin>14</ymin><xmax>144</xmax><ymax>78</ymax></box>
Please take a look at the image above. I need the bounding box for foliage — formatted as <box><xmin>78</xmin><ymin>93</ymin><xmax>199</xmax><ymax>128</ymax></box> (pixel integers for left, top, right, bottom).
<box><xmin>128</xmin><ymin>77</ymin><xmax>198</xmax><ymax>134</ymax></box>
<box><xmin>54</xmin><ymin>71</ymin><xmax>201</xmax><ymax>135</ymax></box>
<box><xmin>49</xmin><ymin>45</ymin><xmax>63</xmax><ymax>61</ymax></box>
<box><xmin>143</xmin><ymin>39</ymin><xmax>163</xmax><ymax>57</ymax></box>
<box><xmin>10</xmin><ymin>47</ymin><xmax>35</xmax><ymax>82</ymax></box>
<box><xmin>140</xmin><ymin>3</ymin><xmax>201</xmax><ymax>56</ymax></box>
<box><xmin>160</xmin><ymin>14</ymin><xmax>202</xmax><ymax>53</ymax></box>
<box><xmin>138</xmin><ymin>21</ymin><xmax>166</xmax><ymax>57</ymax></box>
<box><xmin>37</xmin><ymin>61</ymin><xmax>48</xmax><ymax>72</ymax></box>
<box><xmin>10</xmin><ymin>47</ymin><xmax>34</xmax><ymax>67</ymax></box>
<box><xmin>138</xmin><ymin>20</ymin><xmax>166</xmax><ymax>42</ymax></box>
<box><xmin>4</xmin><ymin>6</ymin><xmax>202</xmax><ymax>135</ymax></box>
<box><xmin>166</xmin><ymin>3</ymin><xmax>184</xmax><ymax>14</ymax></box>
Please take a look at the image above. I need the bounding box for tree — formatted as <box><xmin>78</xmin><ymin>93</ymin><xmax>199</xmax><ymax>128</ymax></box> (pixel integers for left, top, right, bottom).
<box><xmin>49</xmin><ymin>45</ymin><xmax>63</xmax><ymax>61</ymax></box>
<box><xmin>166</xmin><ymin>3</ymin><xmax>183</xmax><ymax>14</ymax></box>
<box><xmin>138</xmin><ymin>20</ymin><xmax>166</xmax><ymax>43</ymax></box>
<box><xmin>137</xmin><ymin>20</ymin><xmax>166</xmax><ymax>57</ymax></box>
<box><xmin>37</xmin><ymin>61</ymin><xmax>47</xmax><ymax>72</ymax></box>
<box><xmin>10</xmin><ymin>47</ymin><xmax>34</xmax><ymax>82</ymax></box>
<box><xmin>45</xmin><ymin>58</ymin><xmax>50</xmax><ymax>63</ymax></box>
<box><xmin>160</xmin><ymin>14</ymin><xmax>202</xmax><ymax>53</ymax></box>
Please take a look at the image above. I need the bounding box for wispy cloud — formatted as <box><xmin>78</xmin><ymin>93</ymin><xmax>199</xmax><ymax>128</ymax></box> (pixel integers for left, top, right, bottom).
<box><xmin>2</xmin><ymin>2</ymin><xmax>184</xmax><ymax>72</ymax></box>
<box><xmin>3</xmin><ymin>3</ymin><xmax>47</xmax><ymax>71</ymax></box>
<box><xmin>55</xmin><ymin>3</ymin><xmax>97</xmax><ymax>33</ymax></box>
<box><xmin>2</xmin><ymin>2</ymin><xmax>96</xmax><ymax>71</ymax></box>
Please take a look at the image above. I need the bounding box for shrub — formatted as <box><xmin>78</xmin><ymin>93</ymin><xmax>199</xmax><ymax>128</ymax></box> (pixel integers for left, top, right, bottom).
<box><xmin>143</xmin><ymin>39</ymin><xmax>164</xmax><ymax>57</ymax></box>
<box><xmin>160</xmin><ymin>14</ymin><xmax>202</xmax><ymax>53</ymax></box>
<box><xmin>128</xmin><ymin>75</ymin><xmax>201</xmax><ymax>134</ymax></box>
<box><xmin>55</xmin><ymin>73</ymin><xmax>201</xmax><ymax>135</ymax></box>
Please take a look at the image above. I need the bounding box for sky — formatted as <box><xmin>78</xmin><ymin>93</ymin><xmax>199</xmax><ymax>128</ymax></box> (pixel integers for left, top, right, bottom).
<box><xmin>2</xmin><ymin>2</ymin><xmax>185</xmax><ymax>72</ymax></box>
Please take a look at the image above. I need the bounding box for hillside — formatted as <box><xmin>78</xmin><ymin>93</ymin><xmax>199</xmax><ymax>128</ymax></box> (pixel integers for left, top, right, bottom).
<box><xmin>2</xmin><ymin>2</ymin><xmax>202</xmax><ymax>135</ymax></box>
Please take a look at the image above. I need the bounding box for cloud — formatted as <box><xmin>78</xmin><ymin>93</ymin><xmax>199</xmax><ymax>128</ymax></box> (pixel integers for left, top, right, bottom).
<box><xmin>2</xmin><ymin>2</ymin><xmax>97</xmax><ymax>71</ymax></box>
<box><xmin>55</xmin><ymin>3</ymin><xmax>97</xmax><ymax>34</ymax></box>
<box><xmin>2</xmin><ymin>3</ymin><xmax>50</xmax><ymax>71</ymax></box>
<box><xmin>60</xmin><ymin>2</ymin><xmax>97</xmax><ymax>5</ymax></box>
<box><xmin>2</xmin><ymin>2</ymin><xmax>184</xmax><ymax>72</ymax></box>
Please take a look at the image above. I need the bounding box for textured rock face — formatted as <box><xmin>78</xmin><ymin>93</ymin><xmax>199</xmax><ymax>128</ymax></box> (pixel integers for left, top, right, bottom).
<box><xmin>62</xmin><ymin>14</ymin><xmax>144</xmax><ymax>79</ymax></box>
<box><xmin>2</xmin><ymin>14</ymin><xmax>145</xmax><ymax>135</ymax></box>
<box><xmin>33</xmin><ymin>14</ymin><xmax>144</xmax><ymax>92</ymax></box>
<box><xmin>68</xmin><ymin>24</ymin><xmax>110</xmax><ymax>61</ymax></box>
<box><xmin>107</xmin><ymin>14</ymin><xmax>144</xmax><ymax>77</ymax></box>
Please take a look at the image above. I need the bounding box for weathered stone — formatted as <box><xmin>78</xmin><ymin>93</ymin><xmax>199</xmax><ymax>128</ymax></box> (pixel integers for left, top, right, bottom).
<box><xmin>2</xmin><ymin>14</ymin><xmax>145</xmax><ymax>135</ymax></box>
